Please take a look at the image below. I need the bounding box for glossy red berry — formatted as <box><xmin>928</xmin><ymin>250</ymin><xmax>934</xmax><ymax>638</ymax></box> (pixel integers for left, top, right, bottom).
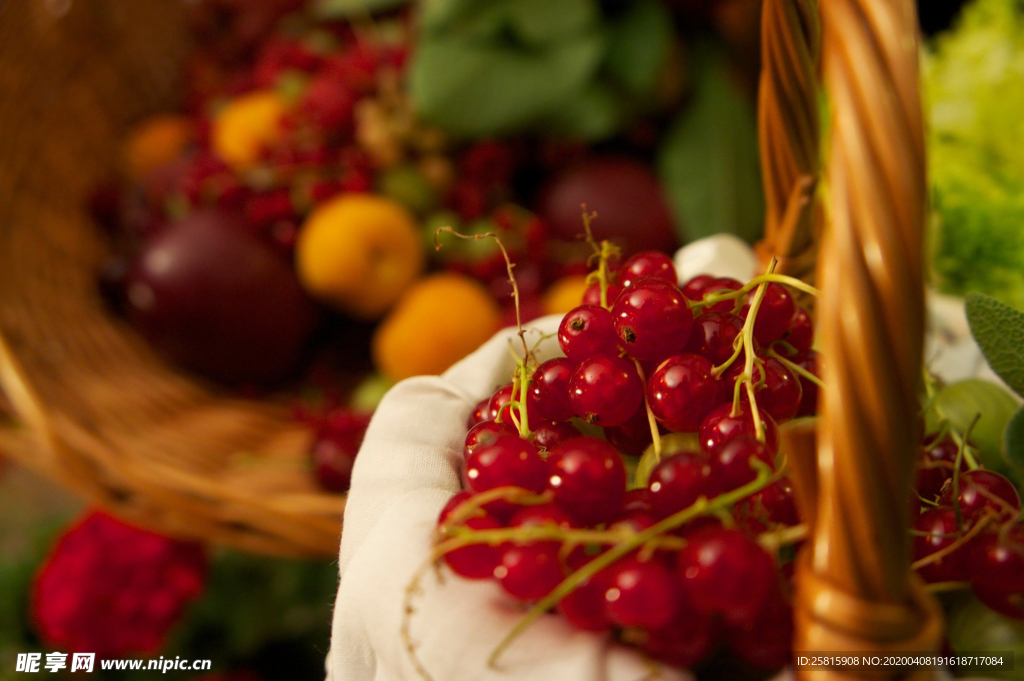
<box><xmin>938</xmin><ymin>470</ymin><xmax>1021</xmax><ymax>523</ymax></box>
<box><xmin>709</xmin><ymin>436</ymin><xmax>775</xmax><ymax>493</ymax></box>
<box><xmin>916</xmin><ymin>435</ymin><xmax>967</xmax><ymax>501</ymax></box>
<box><xmin>622</xmin><ymin>488</ymin><xmax>654</xmax><ymax>515</ymax></box>
<box><xmin>699</xmin><ymin>403</ymin><xmax>780</xmax><ymax>459</ymax></box>
<box><xmin>486</xmin><ymin>384</ymin><xmax>515</xmax><ymax>422</ymax></box>
<box><xmin>969</xmin><ymin>523</ymin><xmax>1024</xmax><ymax>619</ymax></box>
<box><xmin>465</xmin><ymin>435</ymin><xmax>547</xmax><ymax>518</ymax></box>
<box><xmin>685</xmin><ymin>311</ymin><xmax>744</xmax><ymax>365</ymax></box>
<box><xmin>547</xmin><ymin>437</ymin><xmax>627</xmax><ymax>526</ymax></box>
<box><xmin>676</xmin><ymin>527</ymin><xmax>777</xmax><ymax>626</ymax></box>
<box><xmin>467</xmin><ymin>397</ymin><xmax>491</xmax><ymax>429</ymax></box>
<box><xmin>781</xmin><ymin>307</ymin><xmax>813</xmax><ymax>354</ymax></box>
<box><xmin>618</xmin><ymin>251</ymin><xmax>677</xmax><ymax>289</ymax></box>
<box><xmin>680</xmin><ymin>274</ymin><xmax>715</xmax><ymax>301</ymax></box>
<box><xmin>604</xmin><ymin>556</ymin><xmax>679</xmax><ymax>630</ymax></box>
<box><xmin>794</xmin><ymin>351</ymin><xmax>820</xmax><ymax>417</ymax></box>
<box><xmin>557</xmin><ymin>575</ymin><xmax>612</xmax><ymax>631</ymax></box>
<box><xmin>569</xmin><ymin>355</ymin><xmax>643</xmax><ymax>427</ymax></box>
<box><xmin>558</xmin><ymin>305</ymin><xmax>619</xmax><ymax>361</ymax></box>
<box><xmin>729</xmin><ymin>358</ymin><xmax>803</xmax><ymax>423</ymax></box>
<box><xmin>734</xmin><ymin>479</ymin><xmax>799</xmax><ymax>532</ymax></box>
<box><xmin>532</xmin><ymin>420</ymin><xmax>580</xmax><ymax>452</ymax></box>
<box><xmin>612</xmin><ymin>280</ymin><xmax>693</xmax><ymax>362</ymax></box>
<box><xmin>442</xmin><ymin>513</ymin><xmax>504</xmax><ymax>580</ymax></box>
<box><xmin>912</xmin><ymin>508</ymin><xmax>969</xmax><ymax>584</ymax></box>
<box><xmin>741</xmin><ymin>283</ymin><xmax>795</xmax><ymax>345</ymax></box>
<box><xmin>647</xmin><ymin>452</ymin><xmax>716</xmax><ymax>520</ymax></box>
<box><xmin>438</xmin><ymin>491</ymin><xmax>474</xmax><ymax>524</ymax></box>
<box><xmin>703</xmin><ymin>277</ymin><xmax>744</xmax><ymax>312</ymax></box>
<box><xmin>647</xmin><ymin>354</ymin><xmax>724</xmax><ymax>432</ymax></box>
<box><xmin>528</xmin><ymin>357</ymin><xmax>577</xmax><ymax>422</ymax></box>
<box><xmin>497</xmin><ymin>542</ymin><xmax>565</xmax><ymax>601</ymax></box>
<box><xmin>464</xmin><ymin>420</ymin><xmax>517</xmax><ymax>459</ymax></box>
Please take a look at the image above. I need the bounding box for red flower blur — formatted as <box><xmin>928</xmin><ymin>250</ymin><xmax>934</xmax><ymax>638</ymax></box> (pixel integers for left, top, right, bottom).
<box><xmin>32</xmin><ymin>510</ymin><xmax>207</xmax><ymax>656</ymax></box>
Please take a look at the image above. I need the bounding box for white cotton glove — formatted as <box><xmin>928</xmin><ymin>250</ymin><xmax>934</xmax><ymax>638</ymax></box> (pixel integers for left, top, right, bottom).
<box><xmin>325</xmin><ymin>313</ymin><xmax>693</xmax><ymax>681</ymax></box>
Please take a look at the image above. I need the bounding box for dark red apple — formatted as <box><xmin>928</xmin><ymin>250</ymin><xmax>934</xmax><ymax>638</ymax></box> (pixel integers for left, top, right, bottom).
<box><xmin>124</xmin><ymin>209</ymin><xmax>320</xmax><ymax>384</ymax></box>
<box><xmin>538</xmin><ymin>156</ymin><xmax>679</xmax><ymax>255</ymax></box>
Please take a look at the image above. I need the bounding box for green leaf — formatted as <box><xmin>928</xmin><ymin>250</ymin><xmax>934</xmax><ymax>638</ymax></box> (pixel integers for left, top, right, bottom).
<box><xmin>947</xmin><ymin>596</ymin><xmax>1024</xmax><ymax>680</ymax></box>
<box><xmin>604</xmin><ymin>0</ymin><xmax>672</xmax><ymax>96</ymax></box>
<box><xmin>928</xmin><ymin>378</ymin><xmax>1022</xmax><ymax>484</ymax></box>
<box><xmin>409</xmin><ymin>31</ymin><xmax>605</xmax><ymax>137</ymax></box>
<box><xmin>312</xmin><ymin>0</ymin><xmax>409</xmax><ymax>20</ymax></box>
<box><xmin>1003</xmin><ymin>403</ymin><xmax>1024</xmax><ymax>475</ymax></box>
<box><xmin>543</xmin><ymin>81</ymin><xmax>622</xmax><ymax>141</ymax></box>
<box><xmin>421</xmin><ymin>0</ymin><xmax>599</xmax><ymax>44</ymax></box>
<box><xmin>966</xmin><ymin>292</ymin><xmax>1024</xmax><ymax>397</ymax></box>
<box><xmin>506</xmin><ymin>0</ymin><xmax>600</xmax><ymax>46</ymax></box>
<box><xmin>657</xmin><ymin>45</ymin><xmax>764</xmax><ymax>243</ymax></box>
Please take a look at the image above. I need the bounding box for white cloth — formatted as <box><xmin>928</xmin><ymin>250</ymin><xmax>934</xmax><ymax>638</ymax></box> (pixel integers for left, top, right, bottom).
<box><xmin>326</xmin><ymin>235</ymin><xmax>992</xmax><ymax>681</ymax></box>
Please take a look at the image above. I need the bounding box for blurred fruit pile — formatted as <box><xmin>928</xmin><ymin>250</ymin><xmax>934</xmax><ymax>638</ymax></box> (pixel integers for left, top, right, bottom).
<box><xmin>91</xmin><ymin>0</ymin><xmax>769</xmax><ymax>494</ymax></box>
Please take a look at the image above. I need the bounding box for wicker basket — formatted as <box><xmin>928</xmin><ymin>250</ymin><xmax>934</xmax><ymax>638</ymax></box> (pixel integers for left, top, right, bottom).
<box><xmin>0</xmin><ymin>0</ymin><xmax>944</xmax><ymax>668</ymax></box>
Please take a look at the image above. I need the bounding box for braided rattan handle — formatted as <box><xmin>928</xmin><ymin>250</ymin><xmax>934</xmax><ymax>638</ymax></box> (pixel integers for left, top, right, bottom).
<box><xmin>760</xmin><ymin>0</ymin><xmax>945</xmax><ymax>675</ymax></box>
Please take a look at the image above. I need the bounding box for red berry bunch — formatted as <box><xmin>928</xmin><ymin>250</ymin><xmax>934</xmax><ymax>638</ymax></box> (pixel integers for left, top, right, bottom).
<box><xmin>419</xmin><ymin>231</ymin><xmax>823</xmax><ymax>673</ymax></box>
<box><xmin>32</xmin><ymin>511</ymin><xmax>207</xmax><ymax>656</ymax></box>
<box><xmin>911</xmin><ymin>432</ymin><xmax>1023</xmax><ymax>619</ymax></box>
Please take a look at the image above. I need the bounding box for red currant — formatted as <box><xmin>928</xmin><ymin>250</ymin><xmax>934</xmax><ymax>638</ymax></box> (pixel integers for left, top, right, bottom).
<box><xmin>969</xmin><ymin>523</ymin><xmax>1024</xmax><ymax>619</ymax></box>
<box><xmin>528</xmin><ymin>357</ymin><xmax>577</xmax><ymax>422</ymax></box>
<box><xmin>938</xmin><ymin>470</ymin><xmax>1021</xmax><ymax>523</ymax></box>
<box><xmin>916</xmin><ymin>435</ymin><xmax>967</xmax><ymax>501</ymax></box>
<box><xmin>647</xmin><ymin>452</ymin><xmax>717</xmax><ymax>520</ymax></box>
<box><xmin>741</xmin><ymin>283</ymin><xmax>795</xmax><ymax>344</ymax></box>
<box><xmin>547</xmin><ymin>437</ymin><xmax>627</xmax><ymax>526</ymax></box>
<box><xmin>487</xmin><ymin>383</ymin><xmax>534</xmax><ymax>427</ymax></box>
<box><xmin>558</xmin><ymin>305</ymin><xmax>619</xmax><ymax>361</ymax></box>
<box><xmin>604</xmin><ymin>555</ymin><xmax>679</xmax><ymax>630</ymax></box>
<box><xmin>465</xmin><ymin>435</ymin><xmax>547</xmax><ymax>518</ymax></box>
<box><xmin>618</xmin><ymin>251</ymin><xmax>677</xmax><ymax>289</ymax></box>
<box><xmin>497</xmin><ymin>542</ymin><xmax>565</xmax><ymax>601</ymax></box>
<box><xmin>569</xmin><ymin>354</ymin><xmax>643</xmax><ymax>427</ymax></box>
<box><xmin>582</xmin><ymin>281</ymin><xmax>622</xmax><ymax>308</ymax></box>
<box><xmin>734</xmin><ymin>479</ymin><xmax>799</xmax><ymax>532</ymax></box>
<box><xmin>794</xmin><ymin>351</ymin><xmax>820</xmax><ymax>417</ymax></box>
<box><xmin>781</xmin><ymin>306</ymin><xmax>813</xmax><ymax>354</ymax></box>
<box><xmin>612</xmin><ymin>280</ymin><xmax>693</xmax><ymax>362</ymax></box>
<box><xmin>438</xmin><ymin>491</ymin><xmax>474</xmax><ymax>524</ymax></box>
<box><xmin>680</xmin><ymin>274</ymin><xmax>716</xmax><ymax>301</ymax></box>
<box><xmin>685</xmin><ymin>311</ymin><xmax>744</xmax><ymax>365</ymax></box>
<box><xmin>647</xmin><ymin>354</ymin><xmax>725</xmax><ymax>432</ymax></box>
<box><xmin>704</xmin><ymin>277</ymin><xmax>743</xmax><ymax>312</ymax></box>
<box><xmin>442</xmin><ymin>513</ymin><xmax>504</xmax><ymax>580</ymax></box>
<box><xmin>709</xmin><ymin>436</ymin><xmax>775</xmax><ymax>493</ymax></box>
<box><xmin>466</xmin><ymin>397</ymin><xmax>491</xmax><ymax>429</ymax></box>
<box><xmin>912</xmin><ymin>508</ymin><xmax>969</xmax><ymax>584</ymax></box>
<box><xmin>531</xmin><ymin>420</ymin><xmax>580</xmax><ymax>452</ymax></box>
<box><xmin>699</xmin><ymin>403</ymin><xmax>780</xmax><ymax>458</ymax></box>
<box><xmin>728</xmin><ymin>358</ymin><xmax>803</xmax><ymax>423</ymax></box>
<box><xmin>605</xmin><ymin>407</ymin><xmax>655</xmax><ymax>458</ymax></box>
<box><xmin>464</xmin><ymin>420</ymin><xmax>516</xmax><ymax>459</ymax></box>
<box><xmin>557</xmin><ymin>574</ymin><xmax>612</xmax><ymax>631</ymax></box>
<box><xmin>642</xmin><ymin>609</ymin><xmax>718</xmax><ymax>668</ymax></box>
<box><xmin>622</xmin><ymin>488</ymin><xmax>654</xmax><ymax>514</ymax></box>
<box><xmin>676</xmin><ymin>527</ymin><xmax>777</xmax><ymax>626</ymax></box>
<box><xmin>724</xmin><ymin>586</ymin><xmax>793</xmax><ymax>669</ymax></box>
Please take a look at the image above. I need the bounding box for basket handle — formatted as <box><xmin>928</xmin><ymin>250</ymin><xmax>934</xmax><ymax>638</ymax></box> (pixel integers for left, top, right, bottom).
<box><xmin>759</xmin><ymin>0</ymin><xmax>945</xmax><ymax>674</ymax></box>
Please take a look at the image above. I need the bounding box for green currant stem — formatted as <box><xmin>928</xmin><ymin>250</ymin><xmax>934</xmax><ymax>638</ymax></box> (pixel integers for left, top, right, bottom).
<box><xmin>693</xmin><ymin>272</ymin><xmax>819</xmax><ymax>312</ymax></box>
<box><xmin>951</xmin><ymin>413</ymin><xmax>982</xmax><ymax>529</ymax></box>
<box><xmin>580</xmin><ymin>206</ymin><xmax>619</xmax><ymax>311</ymax></box>
<box><xmin>437</xmin><ymin>487</ymin><xmax>551</xmax><ymax>534</ymax></box>
<box><xmin>767</xmin><ymin>349</ymin><xmax>825</xmax><ymax>389</ymax></box>
<box><xmin>756</xmin><ymin>523</ymin><xmax>807</xmax><ymax>553</ymax></box>
<box><xmin>632</xmin><ymin>359</ymin><xmax>662</xmax><ymax>463</ymax></box>
<box><xmin>486</xmin><ymin>461</ymin><xmax>779</xmax><ymax>668</ymax></box>
<box><xmin>726</xmin><ymin>261</ymin><xmax>776</xmax><ymax>442</ymax></box>
<box><xmin>925</xmin><ymin>581</ymin><xmax>970</xmax><ymax>594</ymax></box>
<box><xmin>948</xmin><ymin>421</ymin><xmax>981</xmax><ymax>472</ymax></box>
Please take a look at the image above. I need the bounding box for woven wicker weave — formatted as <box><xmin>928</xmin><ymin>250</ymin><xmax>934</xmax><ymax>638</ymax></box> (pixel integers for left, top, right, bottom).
<box><xmin>0</xmin><ymin>0</ymin><xmax>944</xmax><ymax>669</ymax></box>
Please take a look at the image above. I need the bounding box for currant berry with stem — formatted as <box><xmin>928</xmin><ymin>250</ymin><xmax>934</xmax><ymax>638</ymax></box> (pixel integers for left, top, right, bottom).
<box><xmin>497</xmin><ymin>542</ymin><xmax>566</xmax><ymax>601</ymax></box>
<box><xmin>734</xmin><ymin>478</ymin><xmax>799</xmax><ymax>533</ymax></box>
<box><xmin>680</xmin><ymin>274</ymin><xmax>716</xmax><ymax>302</ymax></box>
<box><xmin>612</xmin><ymin>280</ymin><xmax>693</xmax><ymax>362</ymax></box>
<box><xmin>728</xmin><ymin>357</ymin><xmax>803</xmax><ymax>423</ymax></box>
<box><xmin>546</xmin><ymin>436</ymin><xmax>627</xmax><ymax>526</ymax></box>
<box><xmin>582</xmin><ymin>281</ymin><xmax>622</xmax><ymax>308</ymax></box>
<box><xmin>939</xmin><ymin>469</ymin><xmax>1020</xmax><ymax>523</ymax></box>
<box><xmin>646</xmin><ymin>353</ymin><xmax>725</xmax><ymax>433</ymax></box>
<box><xmin>700</xmin><ymin>403</ymin><xmax>780</xmax><ymax>458</ymax></box>
<box><xmin>703</xmin><ymin>277</ymin><xmax>744</xmax><ymax>312</ymax></box>
<box><xmin>647</xmin><ymin>452</ymin><xmax>717</xmax><ymax>520</ymax></box>
<box><xmin>531</xmin><ymin>420</ymin><xmax>580</xmax><ymax>452</ymax></box>
<box><xmin>968</xmin><ymin>522</ymin><xmax>1024</xmax><ymax>619</ymax></box>
<box><xmin>442</xmin><ymin>513</ymin><xmax>505</xmax><ymax>579</ymax></box>
<box><xmin>780</xmin><ymin>306</ymin><xmax>813</xmax><ymax>354</ymax></box>
<box><xmin>464</xmin><ymin>420</ymin><xmax>516</xmax><ymax>459</ymax></box>
<box><xmin>467</xmin><ymin>397</ymin><xmax>491</xmax><ymax>429</ymax></box>
<box><xmin>604</xmin><ymin>555</ymin><xmax>679</xmax><ymax>630</ymax></box>
<box><xmin>558</xmin><ymin>305</ymin><xmax>619</xmax><ymax>361</ymax></box>
<box><xmin>569</xmin><ymin>354</ymin><xmax>643</xmax><ymax>427</ymax></box>
<box><xmin>557</xmin><ymin>574</ymin><xmax>612</xmax><ymax>631</ymax></box>
<box><xmin>709</xmin><ymin>436</ymin><xmax>776</xmax><ymax>493</ymax></box>
<box><xmin>528</xmin><ymin>357</ymin><xmax>577</xmax><ymax>422</ymax></box>
<box><xmin>916</xmin><ymin>434</ymin><xmax>967</xmax><ymax>502</ymax></box>
<box><xmin>465</xmin><ymin>434</ymin><xmax>547</xmax><ymax>519</ymax></box>
<box><xmin>912</xmin><ymin>507</ymin><xmax>969</xmax><ymax>584</ymax></box>
<box><xmin>676</xmin><ymin>526</ymin><xmax>778</xmax><ymax>627</ymax></box>
<box><xmin>685</xmin><ymin>310</ymin><xmax>745</xmax><ymax>365</ymax></box>
<box><xmin>740</xmin><ymin>283</ymin><xmax>795</xmax><ymax>345</ymax></box>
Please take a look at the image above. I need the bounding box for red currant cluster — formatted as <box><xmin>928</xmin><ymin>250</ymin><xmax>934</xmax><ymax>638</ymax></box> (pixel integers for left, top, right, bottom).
<box><xmin>424</xmin><ymin>242</ymin><xmax>821</xmax><ymax>672</ymax></box>
<box><xmin>912</xmin><ymin>433</ymin><xmax>1024</xmax><ymax>619</ymax></box>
